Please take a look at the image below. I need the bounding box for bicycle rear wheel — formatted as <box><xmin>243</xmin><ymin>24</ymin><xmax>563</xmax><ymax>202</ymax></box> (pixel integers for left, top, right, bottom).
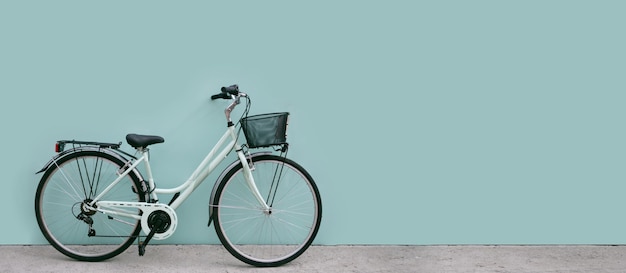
<box><xmin>213</xmin><ymin>154</ymin><xmax>322</xmax><ymax>267</ymax></box>
<box><xmin>35</xmin><ymin>150</ymin><xmax>145</xmax><ymax>261</ymax></box>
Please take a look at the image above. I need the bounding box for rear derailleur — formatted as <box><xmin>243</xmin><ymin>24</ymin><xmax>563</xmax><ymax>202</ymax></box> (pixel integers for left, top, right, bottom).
<box><xmin>75</xmin><ymin>200</ymin><xmax>97</xmax><ymax>237</ymax></box>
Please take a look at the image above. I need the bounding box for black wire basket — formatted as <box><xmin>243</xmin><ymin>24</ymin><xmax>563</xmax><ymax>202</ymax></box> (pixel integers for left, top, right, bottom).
<box><xmin>240</xmin><ymin>112</ymin><xmax>289</xmax><ymax>148</ymax></box>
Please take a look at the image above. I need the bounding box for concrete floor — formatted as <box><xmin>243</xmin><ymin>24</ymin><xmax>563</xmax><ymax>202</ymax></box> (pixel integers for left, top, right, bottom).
<box><xmin>1</xmin><ymin>245</ymin><xmax>625</xmax><ymax>272</ymax></box>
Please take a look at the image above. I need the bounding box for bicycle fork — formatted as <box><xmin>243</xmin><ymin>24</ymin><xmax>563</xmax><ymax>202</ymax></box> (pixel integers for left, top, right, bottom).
<box><xmin>238</xmin><ymin>151</ymin><xmax>271</xmax><ymax>213</ymax></box>
<box><xmin>207</xmin><ymin>151</ymin><xmax>273</xmax><ymax>227</ymax></box>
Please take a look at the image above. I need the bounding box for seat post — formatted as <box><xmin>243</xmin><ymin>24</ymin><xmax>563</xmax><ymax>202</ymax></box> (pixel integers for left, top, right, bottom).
<box><xmin>139</xmin><ymin>148</ymin><xmax>158</xmax><ymax>202</ymax></box>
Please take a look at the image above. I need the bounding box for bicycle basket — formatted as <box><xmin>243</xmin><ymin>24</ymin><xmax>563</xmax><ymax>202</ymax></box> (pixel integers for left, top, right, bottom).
<box><xmin>240</xmin><ymin>112</ymin><xmax>289</xmax><ymax>148</ymax></box>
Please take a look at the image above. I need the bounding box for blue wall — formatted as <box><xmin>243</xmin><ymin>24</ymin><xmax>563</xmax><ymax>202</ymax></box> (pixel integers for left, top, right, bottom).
<box><xmin>2</xmin><ymin>1</ymin><xmax>626</xmax><ymax>245</ymax></box>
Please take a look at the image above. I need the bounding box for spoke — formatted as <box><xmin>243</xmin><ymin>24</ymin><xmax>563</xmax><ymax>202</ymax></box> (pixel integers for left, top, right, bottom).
<box><xmin>42</xmin><ymin>200</ymin><xmax>75</xmax><ymax>208</ymax></box>
<box><xmin>101</xmin><ymin>217</ymin><xmax>127</xmax><ymax>238</ymax></box>
<box><xmin>268</xmin><ymin>217</ymin><xmax>294</xmax><ymax>245</ymax></box>
<box><xmin>48</xmin><ymin>182</ymin><xmax>83</xmax><ymax>203</ymax></box>
<box><xmin>230</xmin><ymin>215</ymin><xmax>266</xmax><ymax>245</ymax></box>
<box><xmin>214</xmin><ymin>204</ymin><xmax>265</xmax><ymax>212</ymax></box>
<box><xmin>52</xmin><ymin>161</ymin><xmax>84</xmax><ymax>201</ymax></box>
<box><xmin>223</xmin><ymin>187</ymin><xmax>259</xmax><ymax>209</ymax></box>
<box><xmin>271</xmin><ymin>208</ymin><xmax>313</xmax><ymax>217</ymax></box>
<box><xmin>221</xmin><ymin>213</ymin><xmax>265</xmax><ymax>226</ymax></box>
<box><xmin>273</xmin><ymin>215</ymin><xmax>313</xmax><ymax>232</ymax></box>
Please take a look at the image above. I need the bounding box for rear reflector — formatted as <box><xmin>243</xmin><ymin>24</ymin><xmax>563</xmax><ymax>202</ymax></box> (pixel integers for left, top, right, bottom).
<box><xmin>55</xmin><ymin>142</ymin><xmax>65</xmax><ymax>153</ymax></box>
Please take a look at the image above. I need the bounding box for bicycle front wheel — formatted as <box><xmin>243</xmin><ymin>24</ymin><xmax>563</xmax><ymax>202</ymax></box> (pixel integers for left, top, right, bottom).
<box><xmin>213</xmin><ymin>154</ymin><xmax>322</xmax><ymax>267</ymax></box>
<box><xmin>35</xmin><ymin>150</ymin><xmax>145</xmax><ymax>261</ymax></box>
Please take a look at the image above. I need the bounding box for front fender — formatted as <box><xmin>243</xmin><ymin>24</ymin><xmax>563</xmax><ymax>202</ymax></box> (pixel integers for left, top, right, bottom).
<box><xmin>207</xmin><ymin>151</ymin><xmax>272</xmax><ymax>227</ymax></box>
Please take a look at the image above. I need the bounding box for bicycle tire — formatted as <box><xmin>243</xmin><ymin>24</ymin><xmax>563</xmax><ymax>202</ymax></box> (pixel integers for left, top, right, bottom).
<box><xmin>35</xmin><ymin>150</ymin><xmax>145</xmax><ymax>262</ymax></box>
<box><xmin>212</xmin><ymin>154</ymin><xmax>322</xmax><ymax>267</ymax></box>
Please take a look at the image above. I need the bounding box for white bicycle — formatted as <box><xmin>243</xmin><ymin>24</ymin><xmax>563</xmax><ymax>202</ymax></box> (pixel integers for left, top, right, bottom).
<box><xmin>34</xmin><ymin>85</ymin><xmax>322</xmax><ymax>267</ymax></box>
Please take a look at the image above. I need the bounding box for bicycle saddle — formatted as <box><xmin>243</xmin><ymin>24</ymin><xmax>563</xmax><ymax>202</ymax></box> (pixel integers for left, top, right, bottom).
<box><xmin>126</xmin><ymin>134</ymin><xmax>165</xmax><ymax>148</ymax></box>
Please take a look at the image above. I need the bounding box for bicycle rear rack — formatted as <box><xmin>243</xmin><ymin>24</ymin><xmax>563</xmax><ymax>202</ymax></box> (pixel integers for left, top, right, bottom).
<box><xmin>55</xmin><ymin>140</ymin><xmax>122</xmax><ymax>153</ymax></box>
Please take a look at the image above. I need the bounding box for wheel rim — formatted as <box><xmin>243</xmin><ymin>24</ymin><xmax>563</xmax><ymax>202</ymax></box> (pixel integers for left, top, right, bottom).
<box><xmin>216</xmin><ymin>159</ymin><xmax>321</xmax><ymax>265</ymax></box>
<box><xmin>36</xmin><ymin>154</ymin><xmax>141</xmax><ymax>260</ymax></box>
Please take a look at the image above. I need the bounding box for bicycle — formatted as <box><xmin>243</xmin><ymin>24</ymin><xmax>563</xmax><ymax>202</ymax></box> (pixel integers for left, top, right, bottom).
<box><xmin>34</xmin><ymin>85</ymin><xmax>322</xmax><ymax>267</ymax></box>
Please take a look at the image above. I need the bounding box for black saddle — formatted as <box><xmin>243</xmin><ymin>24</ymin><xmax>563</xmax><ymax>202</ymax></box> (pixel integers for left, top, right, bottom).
<box><xmin>126</xmin><ymin>134</ymin><xmax>164</xmax><ymax>148</ymax></box>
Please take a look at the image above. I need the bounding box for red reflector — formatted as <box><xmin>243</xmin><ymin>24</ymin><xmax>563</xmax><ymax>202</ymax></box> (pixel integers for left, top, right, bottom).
<box><xmin>54</xmin><ymin>142</ymin><xmax>66</xmax><ymax>153</ymax></box>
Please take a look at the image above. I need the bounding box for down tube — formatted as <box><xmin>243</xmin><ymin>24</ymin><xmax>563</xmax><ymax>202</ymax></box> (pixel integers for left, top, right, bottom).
<box><xmin>167</xmin><ymin>129</ymin><xmax>236</xmax><ymax>209</ymax></box>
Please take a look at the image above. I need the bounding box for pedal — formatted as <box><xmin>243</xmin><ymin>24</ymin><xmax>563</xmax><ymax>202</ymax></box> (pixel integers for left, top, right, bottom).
<box><xmin>138</xmin><ymin>241</ymin><xmax>146</xmax><ymax>256</ymax></box>
<box><xmin>136</xmin><ymin>208</ymin><xmax>170</xmax><ymax>257</ymax></box>
<box><xmin>137</xmin><ymin>226</ymin><xmax>157</xmax><ymax>257</ymax></box>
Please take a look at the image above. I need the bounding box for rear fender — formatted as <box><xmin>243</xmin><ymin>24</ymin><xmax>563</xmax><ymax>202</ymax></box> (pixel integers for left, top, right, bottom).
<box><xmin>36</xmin><ymin>146</ymin><xmax>145</xmax><ymax>187</ymax></box>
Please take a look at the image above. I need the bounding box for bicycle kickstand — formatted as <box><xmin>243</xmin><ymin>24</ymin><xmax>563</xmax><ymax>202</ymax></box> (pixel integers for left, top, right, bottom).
<box><xmin>138</xmin><ymin>228</ymin><xmax>157</xmax><ymax>256</ymax></box>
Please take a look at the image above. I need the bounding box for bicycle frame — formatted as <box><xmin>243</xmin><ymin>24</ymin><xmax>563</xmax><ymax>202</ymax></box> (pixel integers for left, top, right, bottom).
<box><xmin>82</xmin><ymin>97</ymin><xmax>271</xmax><ymax>240</ymax></box>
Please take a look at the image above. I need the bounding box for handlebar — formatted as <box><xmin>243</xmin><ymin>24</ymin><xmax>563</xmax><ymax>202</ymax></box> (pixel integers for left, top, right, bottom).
<box><xmin>210</xmin><ymin>92</ymin><xmax>231</xmax><ymax>100</ymax></box>
<box><xmin>211</xmin><ymin>84</ymin><xmax>248</xmax><ymax>125</ymax></box>
<box><xmin>211</xmin><ymin>84</ymin><xmax>240</xmax><ymax>100</ymax></box>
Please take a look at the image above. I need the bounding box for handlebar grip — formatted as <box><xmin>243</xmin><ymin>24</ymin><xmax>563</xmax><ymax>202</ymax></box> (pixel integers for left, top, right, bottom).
<box><xmin>211</xmin><ymin>92</ymin><xmax>231</xmax><ymax>100</ymax></box>
<box><xmin>221</xmin><ymin>84</ymin><xmax>239</xmax><ymax>95</ymax></box>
